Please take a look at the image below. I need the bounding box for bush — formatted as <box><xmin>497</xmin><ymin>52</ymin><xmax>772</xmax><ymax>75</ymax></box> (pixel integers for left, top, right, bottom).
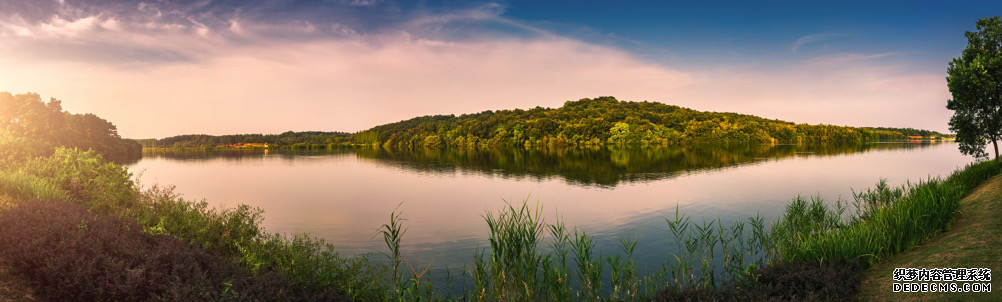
<box><xmin>0</xmin><ymin>200</ymin><xmax>347</xmax><ymax>301</ymax></box>
<box><xmin>18</xmin><ymin>148</ymin><xmax>138</xmax><ymax>213</ymax></box>
<box><xmin>136</xmin><ymin>186</ymin><xmax>387</xmax><ymax>301</ymax></box>
<box><xmin>5</xmin><ymin>149</ymin><xmax>385</xmax><ymax>300</ymax></box>
<box><xmin>136</xmin><ymin>186</ymin><xmax>262</xmax><ymax>257</ymax></box>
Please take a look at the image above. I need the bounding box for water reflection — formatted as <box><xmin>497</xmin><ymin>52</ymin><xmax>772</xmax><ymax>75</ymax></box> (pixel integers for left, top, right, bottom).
<box><xmin>132</xmin><ymin>142</ymin><xmax>969</xmax><ymax>292</ymax></box>
<box><xmin>143</xmin><ymin>143</ymin><xmax>938</xmax><ymax>187</ymax></box>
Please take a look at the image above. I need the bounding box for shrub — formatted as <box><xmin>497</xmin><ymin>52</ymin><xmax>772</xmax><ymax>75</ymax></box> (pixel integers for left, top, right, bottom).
<box><xmin>136</xmin><ymin>185</ymin><xmax>388</xmax><ymax>301</ymax></box>
<box><xmin>136</xmin><ymin>186</ymin><xmax>262</xmax><ymax>257</ymax></box>
<box><xmin>0</xmin><ymin>200</ymin><xmax>347</xmax><ymax>301</ymax></box>
<box><xmin>6</xmin><ymin>150</ymin><xmax>385</xmax><ymax>300</ymax></box>
<box><xmin>18</xmin><ymin>148</ymin><xmax>138</xmax><ymax>213</ymax></box>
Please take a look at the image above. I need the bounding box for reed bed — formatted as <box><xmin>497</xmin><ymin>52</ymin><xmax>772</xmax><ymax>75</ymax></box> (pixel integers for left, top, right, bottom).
<box><xmin>375</xmin><ymin>159</ymin><xmax>1000</xmax><ymax>301</ymax></box>
<box><xmin>771</xmin><ymin>159</ymin><xmax>1002</xmax><ymax>265</ymax></box>
<box><xmin>3</xmin><ymin>146</ymin><xmax>997</xmax><ymax>301</ymax></box>
<box><xmin>0</xmin><ymin>171</ymin><xmax>70</xmax><ymax>205</ymax></box>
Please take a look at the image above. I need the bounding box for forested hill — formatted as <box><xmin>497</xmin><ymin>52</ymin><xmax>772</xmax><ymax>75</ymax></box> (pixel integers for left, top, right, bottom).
<box><xmin>352</xmin><ymin>97</ymin><xmax>946</xmax><ymax>149</ymax></box>
<box><xmin>144</xmin><ymin>97</ymin><xmax>948</xmax><ymax>149</ymax></box>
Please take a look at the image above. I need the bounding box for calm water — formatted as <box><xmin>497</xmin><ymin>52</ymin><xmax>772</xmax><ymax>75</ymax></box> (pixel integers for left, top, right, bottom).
<box><xmin>128</xmin><ymin>142</ymin><xmax>971</xmax><ymax>286</ymax></box>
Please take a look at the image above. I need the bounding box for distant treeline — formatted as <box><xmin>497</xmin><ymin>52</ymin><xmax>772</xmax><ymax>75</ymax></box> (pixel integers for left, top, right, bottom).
<box><xmin>142</xmin><ymin>97</ymin><xmax>950</xmax><ymax>149</ymax></box>
<box><xmin>0</xmin><ymin>92</ymin><xmax>141</xmax><ymax>163</ymax></box>
<box><xmin>868</xmin><ymin>127</ymin><xmax>945</xmax><ymax>137</ymax></box>
<box><xmin>136</xmin><ymin>131</ymin><xmax>351</xmax><ymax>149</ymax></box>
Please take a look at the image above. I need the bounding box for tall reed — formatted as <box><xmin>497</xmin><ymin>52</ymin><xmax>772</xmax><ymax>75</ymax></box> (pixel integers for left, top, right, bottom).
<box><xmin>771</xmin><ymin>159</ymin><xmax>1002</xmax><ymax>265</ymax></box>
<box><xmin>371</xmin><ymin>159</ymin><xmax>1000</xmax><ymax>301</ymax></box>
<box><xmin>0</xmin><ymin>171</ymin><xmax>71</xmax><ymax>205</ymax></box>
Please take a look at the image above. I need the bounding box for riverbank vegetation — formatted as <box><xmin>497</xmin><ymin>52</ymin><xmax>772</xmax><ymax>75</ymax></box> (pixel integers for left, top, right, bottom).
<box><xmin>140</xmin><ymin>97</ymin><xmax>949</xmax><ymax>150</ymax></box>
<box><xmin>1</xmin><ymin>92</ymin><xmax>996</xmax><ymax>301</ymax></box>
<box><xmin>4</xmin><ymin>144</ymin><xmax>998</xmax><ymax>300</ymax></box>
<box><xmin>0</xmin><ymin>148</ymin><xmax>386</xmax><ymax>300</ymax></box>
<box><xmin>858</xmin><ymin>174</ymin><xmax>1002</xmax><ymax>301</ymax></box>
<box><xmin>367</xmin><ymin>158</ymin><xmax>1000</xmax><ymax>301</ymax></box>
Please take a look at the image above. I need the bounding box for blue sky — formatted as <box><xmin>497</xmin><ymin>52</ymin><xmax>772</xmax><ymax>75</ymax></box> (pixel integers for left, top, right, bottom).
<box><xmin>0</xmin><ymin>0</ymin><xmax>998</xmax><ymax>137</ymax></box>
<box><xmin>501</xmin><ymin>0</ymin><xmax>993</xmax><ymax>68</ymax></box>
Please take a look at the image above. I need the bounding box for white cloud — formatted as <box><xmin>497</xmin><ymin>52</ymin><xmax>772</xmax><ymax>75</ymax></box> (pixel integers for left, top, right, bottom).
<box><xmin>0</xmin><ymin>3</ymin><xmax>954</xmax><ymax>138</ymax></box>
<box><xmin>0</xmin><ymin>9</ymin><xmax>695</xmax><ymax>138</ymax></box>
<box><xmin>804</xmin><ymin>52</ymin><xmax>897</xmax><ymax>67</ymax></box>
<box><xmin>791</xmin><ymin>32</ymin><xmax>840</xmax><ymax>52</ymax></box>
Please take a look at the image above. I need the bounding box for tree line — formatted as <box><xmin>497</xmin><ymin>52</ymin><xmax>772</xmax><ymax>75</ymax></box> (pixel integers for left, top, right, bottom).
<box><xmin>144</xmin><ymin>97</ymin><xmax>947</xmax><ymax>150</ymax></box>
<box><xmin>137</xmin><ymin>131</ymin><xmax>351</xmax><ymax>149</ymax></box>
<box><xmin>352</xmin><ymin>97</ymin><xmax>943</xmax><ymax>149</ymax></box>
<box><xmin>0</xmin><ymin>92</ymin><xmax>141</xmax><ymax>164</ymax></box>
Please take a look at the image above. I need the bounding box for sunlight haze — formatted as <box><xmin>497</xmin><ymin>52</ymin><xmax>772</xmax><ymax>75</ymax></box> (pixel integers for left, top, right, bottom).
<box><xmin>0</xmin><ymin>0</ymin><xmax>990</xmax><ymax>137</ymax></box>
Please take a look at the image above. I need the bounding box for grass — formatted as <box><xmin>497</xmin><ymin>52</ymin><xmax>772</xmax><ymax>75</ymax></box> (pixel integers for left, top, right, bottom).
<box><xmin>134</xmin><ymin>185</ymin><xmax>389</xmax><ymax>300</ymax></box>
<box><xmin>0</xmin><ymin>172</ymin><xmax>69</xmax><ymax>208</ymax></box>
<box><xmin>378</xmin><ymin>200</ymin><xmax>801</xmax><ymax>300</ymax></box>
<box><xmin>0</xmin><ymin>200</ymin><xmax>342</xmax><ymax>301</ymax></box>
<box><xmin>768</xmin><ymin>159</ymin><xmax>1002</xmax><ymax>266</ymax></box>
<box><xmin>0</xmin><ymin>148</ymin><xmax>388</xmax><ymax>300</ymax></box>
<box><xmin>857</xmin><ymin>173</ymin><xmax>1002</xmax><ymax>301</ymax></box>
<box><xmin>1</xmin><ymin>145</ymin><xmax>999</xmax><ymax>301</ymax></box>
<box><xmin>372</xmin><ymin>159</ymin><xmax>1001</xmax><ymax>300</ymax></box>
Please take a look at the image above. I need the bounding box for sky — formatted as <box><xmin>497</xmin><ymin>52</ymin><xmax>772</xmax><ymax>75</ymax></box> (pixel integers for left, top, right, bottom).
<box><xmin>0</xmin><ymin>0</ymin><xmax>998</xmax><ymax>138</ymax></box>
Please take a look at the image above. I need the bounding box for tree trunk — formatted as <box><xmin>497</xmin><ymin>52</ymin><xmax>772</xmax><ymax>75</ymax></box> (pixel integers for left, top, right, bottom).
<box><xmin>994</xmin><ymin>138</ymin><xmax>1000</xmax><ymax>163</ymax></box>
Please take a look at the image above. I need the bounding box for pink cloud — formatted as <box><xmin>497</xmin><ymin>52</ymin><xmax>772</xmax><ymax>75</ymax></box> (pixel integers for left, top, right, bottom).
<box><xmin>0</xmin><ymin>6</ymin><xmax>954</xmax><ymax>138</ymax></box>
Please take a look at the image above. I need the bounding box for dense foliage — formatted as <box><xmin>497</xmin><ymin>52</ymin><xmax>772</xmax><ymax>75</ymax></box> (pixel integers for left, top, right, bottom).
<box><xmin>0</xmin><ymin>200</ymin><xmax>342</xmax><ymax>301</ymax></box>
<box><xmin>355</xmin><ymin>97</ymin><xmax>931</xmax><ymax>149</ymax></box>
<box><xmin>0</xmin><ymin>93</ymin><xmax>387</xmax><ymax>300</ymax></box>
<box><xmin>0</xmin><ymin>148</ymin><xmax>388</xmax><ymax>300</ymax></box>
<box><xmin>0</xmin><ymin>92</ymin><xmax>141</xmax><ymax>164</ymax></box>
<box><xmin>947</xmin><ymin>16</ymin><xmax>1002</xmax><ymax>160</ymax></box>
<box><xmin>19</xmin><ymin>149</ymin><xmax>137</xmax><ymax>213</ymax></box>
<box><xmin>868</xmin><ymin>127</ymin><xmax>946</xmax><ymax>137</ymax></box>
<box><xmin>142</xmin><ymin>97</ymin><xmax>946</xmax><ymax>150</ymax></box>
<box><xmin>0</xmin><ymin>90</ymin><xmax>994</xmax><ymax>301</ymax></box>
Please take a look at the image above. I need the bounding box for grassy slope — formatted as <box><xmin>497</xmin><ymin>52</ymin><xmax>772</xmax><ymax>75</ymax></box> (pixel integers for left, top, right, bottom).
<box><xmin>858</xmin><ymin>174</ymin><xmax>1001</xmax><ymax>301</ymax></box>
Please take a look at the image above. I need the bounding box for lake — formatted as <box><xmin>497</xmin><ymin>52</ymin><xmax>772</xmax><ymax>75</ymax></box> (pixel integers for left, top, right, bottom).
<box><xmin>128</xmin><ymin>142</ymin><xmax>971</xmax><ymax>288</ymax></box>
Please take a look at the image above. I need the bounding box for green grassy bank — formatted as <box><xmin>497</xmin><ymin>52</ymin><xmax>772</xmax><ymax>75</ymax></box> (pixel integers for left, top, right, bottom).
<box><xmin>2</xmin><ymin>91</ymin><xmax>995</xmax><ymax>300</ymax></box>
<box><xmin>857</xmin><ymin>174</ymin><xmax>1001</xmax><ymax>301</ymax></box>
<box><xmin>1</xmin><ymin>146</ymin><xmax>998</xmax><ymax>301</ymax></box>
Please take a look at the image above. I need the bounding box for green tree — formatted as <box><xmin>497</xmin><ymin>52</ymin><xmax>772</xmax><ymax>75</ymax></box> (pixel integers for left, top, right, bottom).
<box><xmin>0</xmin><ymin>92</ymin><xmax>141</xmax><ymax>162</ymax></box>
<box><xmin>607</xmin><ymin>122</ymin><xmax>633</xmax><ymax>145</ymax></box>
<box><xmin>947</xmin><ymin>17</ymin><xmax>1002</xmax><ymax>161</ymax></box>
